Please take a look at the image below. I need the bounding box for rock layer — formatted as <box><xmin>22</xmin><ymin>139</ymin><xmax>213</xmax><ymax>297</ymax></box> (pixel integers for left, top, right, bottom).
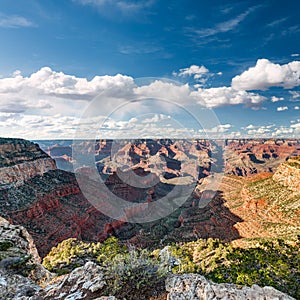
<box><xmin>166</xmin><ymin>274</ymin><xmax>295</xmax><ymax>300</ymax></box>
<box><xmin>0</xmin><ymin>138</ymin><xmax>56</xmax><ymax>189</ymax></box>
<box><xmin>273</xmin><ymin>157</ymin><xmax>300</xmax><ymax>192</ymax></box>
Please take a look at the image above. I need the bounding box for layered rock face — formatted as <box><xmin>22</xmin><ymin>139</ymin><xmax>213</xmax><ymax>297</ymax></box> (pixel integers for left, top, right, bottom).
<box><xmin>38</xmin><ymin>138</ymin><xmax>300</xmax><ymax>178</ymax></box>
<box><xmin>273</xmin><ymin>157</ymin><xmax>300</xmax><ymax>192</ymax></box>
<box><xmin>0</xmin><ymin>218</ymin><xmax>50</xmax><ymax>299</ymax></box>
<box><xmin>166</xmin><ymin>274</ymin><xmax>295</xmax><ymax>300</ymax></box>
<box><xmin>0</xmin><ymin>169</ymin><xmax>116</xmax><ymax>257</ymax></box>
<box><xmin>224</xmin><ymin>139</ymin><xmax>300</xmax><ymax>176</ymax></box>
<box><xmin>0</xmin><ymin>138</ymin><xmax>217</xmax><ymax>257</ymax></box>
<box><xmin>1</xmin><ymin>137</ymin><xmax>300</xmax><ymax>257</ymax></box>
<box><xmin>0</xmin><ymin>138</ymin><xmax>56</xmax><ymax>189</ymax></box>
<box><xmin>0</xmin><ymin>139</ymin><xmax>113</xmax><ymax>257</ymax></box>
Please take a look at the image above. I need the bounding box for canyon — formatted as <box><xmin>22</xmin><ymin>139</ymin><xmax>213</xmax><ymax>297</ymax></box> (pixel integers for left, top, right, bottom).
<box><xmin>0</xmin><ymin>137</ymin><xmax>300</xmax><ymax>258</ymax></box>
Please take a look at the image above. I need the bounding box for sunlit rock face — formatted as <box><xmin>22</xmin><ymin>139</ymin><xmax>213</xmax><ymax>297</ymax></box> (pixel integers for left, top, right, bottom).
<box><xmin>273</xmin><ymin>156</ymin><xmax>300</xmax><ymax>192</ymax></box>
<box><xmin>166</xmin><ymin>274</ymin><xmax>295</xmax><ymax>300</ymax></box>
<box><xmin>0</xmin><ymin>138</ymin><xmax>56</xmax><ymax>189</ymax></box>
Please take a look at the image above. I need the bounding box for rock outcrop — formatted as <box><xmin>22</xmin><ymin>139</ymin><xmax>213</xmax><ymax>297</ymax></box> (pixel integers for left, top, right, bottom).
<box><xmin>39</xmin><ymin>262</ymin><xmax>108</xmax><ymax>299</ymax></box>
<box><xmin>0</xmin><ymin>218</ymin><xmax>296</xmax><ymax>300</ymax></box>
<box><xmin>0</xmin><ymin>218</ymin><xmax>50</xmax><ymax>300</ymax></box>
<box><xmin>0</xmin><ymin>169</ymin><xmax>114</xmax><ymax>257</ymax></box>
<box><xmin>166</xmin><ymin>274</ymin><xmax>295</xmax><ymax>300</ymax></box>
<box><xmin>0</xmin><ymin>138</ymin><xmax>56</xmax><ymax>189</ymax></box>
<box><xmin>273</xmin><ymin>157</ymin><xmax>300</xmax><ymax>192</ymax></box>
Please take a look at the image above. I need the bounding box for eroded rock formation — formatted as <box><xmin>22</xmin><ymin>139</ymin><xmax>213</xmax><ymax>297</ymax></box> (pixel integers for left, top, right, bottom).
<box><xmin>273</xmin><ymin>157</ymin><xmax>300</xmax><ymax>192</ymax></box>
<box><xmin>166</xmin><ymin>274</ymin><xmax>295</xmax><ymax>300</ymax></box>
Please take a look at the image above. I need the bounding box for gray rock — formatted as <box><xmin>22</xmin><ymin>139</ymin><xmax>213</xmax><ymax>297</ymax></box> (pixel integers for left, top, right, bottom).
<box><xmin>166</xmin><ymin>274</ymin><xmax>295</xmax><ymax>300</ymax></box>
<box><xmin>41</xmin><ymin>261</ymin><xmax>107</xmax><ymax>299</ymax></box>
<box><xmin>0</xmin><ymin>270</ymin><xmax>41</xmax><ymax>300</ymax></box>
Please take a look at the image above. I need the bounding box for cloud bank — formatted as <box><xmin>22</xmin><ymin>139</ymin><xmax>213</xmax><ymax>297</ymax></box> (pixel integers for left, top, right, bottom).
<box><xmin>1</xmin><ymin>57</ymin><xmax>299</xmax><ymax>138</ymax></box>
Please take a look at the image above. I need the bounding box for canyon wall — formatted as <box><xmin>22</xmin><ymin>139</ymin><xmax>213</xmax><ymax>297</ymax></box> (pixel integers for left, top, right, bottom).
<box><xmin>273</xmin><ymin>157</ymin><xmax>300</xmax><ymax>192</ymax></box>
<box><xmin>0</xmin><ymin>138</ymin><xmax>56</xmax><ymax>189</ymax></box>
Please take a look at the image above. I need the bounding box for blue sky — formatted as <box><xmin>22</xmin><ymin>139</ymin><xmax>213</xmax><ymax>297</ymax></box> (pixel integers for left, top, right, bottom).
<box><xmin>0</xmin><ymin>0</ymin><xmax>300</xmax><ymax>139</ymax></box>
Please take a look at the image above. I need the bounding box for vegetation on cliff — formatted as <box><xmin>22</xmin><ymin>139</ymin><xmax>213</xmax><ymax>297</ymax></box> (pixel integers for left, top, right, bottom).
<box><xmin>43</xmin><ymin>237</ymin><xmax>167</xmax><ymax>299</ymax></box>
<box><xmin>42</xmin><ymin>237</ymin><xmax>300</xmax><ymax>299</ymax></box>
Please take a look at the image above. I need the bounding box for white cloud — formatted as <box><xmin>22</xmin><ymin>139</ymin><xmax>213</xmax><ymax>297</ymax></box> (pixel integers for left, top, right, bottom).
<box><xmin>266</xmin><ymin>17</ymin><xmax>288</xmax><ymax>27</ymax></box>
<box><xmin>0</xmin><ymin>14</ymin><xmax>35</xmax><ymax>28</ymax></box>
<box><xmin>190</xmin><ymin>6</ymin><xmax>258</xmax><ymax>38</ymax></box>
<box><xmin>271</xmin><ymin>96</ymin><xmax>284</xmax><ymax>102</ymax></box>
<box><xmin>294</xmin><ymin>106</ymin><xmax>299</xmax><ymax>110</ymax></box>
<box><xmin>134</xmin><ymin>80</ymin><xmax>192</xmax><ymax>106</ymax></box>
<box><xmin>75</xmin><ymin>0</ymin><xmax>155</xmax><ymax>16</ymax></box>
<box><xmin>176</xmin><ymin>65</ymin><xmax>209</xmax><ymax>78</ymax></box>
<box><xmin>247</xmin><ymin>127</ymin><xmax>271</xmax><ymax>135</ymax></box>
<box><xmin>232</xmin><ymin>59</ymin><xmax>300</xmax><ymax>90</ymax></box>
<box><xmin>141</xmin><ymin>114</ymin><xmax>171</xmax><ymax>123</ymax></box>
<box><xmin>0</xmin><ymin>67</ymin><xmax>136</xmax><ymax>115</ymax></box>
<box><xmin>277</xmin><ymin>106</ymin><xmax>288</xmax><ymax>111</ymax></box>
<box><xmin>289</xmin><ymin>91</ymin><xmax>300</xmax><ymax>98</ymax></box>
<box><xmin>272</xmin><ymin>126</ymin><xmax>294</xmax><ymax>136</ymax></box>
<box><xmin>241</xmin><ymin>124</ymin><xmax>275</xmax><ymax>136</ymax></box>
<box><xmin>246</xmin><ymin>124</ymin><xmax>255</xmax><ymax>129</ymax></box>
<box><xmin>0</xmin><ymin>65</ymin><xmax>293</xmax><ymax>139</ymax></box>
<box><xmin>173</xmin><ymin>65</ymin><xmax>210</xmax><ymax>86</ymax></box>
<box><xmin>190</xmin><ymin>86</ymin><xmax>266</xmax><ymax>108</ymax></box>
<box><xmin>291</xmin><ymin>123</ymin><xmax>300</xmax><ymax>131</ymax></box>
<box><xmin>291</xmin><ymin>53</ymin><xmax>299</xmax><ymax>57</ymax></box>
<box><xmin>209</xmin><ymin>124</ymin><xmax>232</xmax><ymax>133</ymax></box>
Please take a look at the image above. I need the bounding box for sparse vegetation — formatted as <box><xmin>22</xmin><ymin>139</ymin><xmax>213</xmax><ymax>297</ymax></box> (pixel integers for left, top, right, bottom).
<box><xmin>0</xmin><ymin>240</ymin><xmax>14</xmax><ymax>251</ymax></box>
<box><xmin>43</xmin><ymin>237</ymin><xmax>300</xmax><ymax>299</ymax></box>
<box><xmin>102</xmin><ymin>249</ymin><xmax>168</xmax><ymax>299</ymax></box>
<box><xmin>42</xmin><ymin>236</ymin><xmax>126</xmax><ymax>274</ymax></box>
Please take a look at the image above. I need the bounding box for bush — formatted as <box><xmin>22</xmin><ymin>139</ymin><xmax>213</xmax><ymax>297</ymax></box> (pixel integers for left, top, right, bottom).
<box><xmin>102</xmin><ymin>249</ymin><xmax>168</xmax><ymax>300</ymax></box>
<box><xmin>43</xmin><ymin>237</ymin><xmax>300</xmax><ymax>299</ymax></box>
<box><xmin>158</xmin><ymin>238</ymin><xmax>299</xmax><ymax>299</ymax></box>
<box><xmin>42</xmin><ymin>237</ymin><xmax>127</xmax><ymax>273</ymax></box>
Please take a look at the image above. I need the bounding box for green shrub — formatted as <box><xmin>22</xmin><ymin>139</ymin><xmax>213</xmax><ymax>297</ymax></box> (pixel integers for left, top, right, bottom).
<box><xmin>160</xmin><ymin>238</ymin><xmax>299</xmax><ymax>299</ymax></box>
<box><xmin>101</xmin><ymin>249</ymin><xmax>168</xmax><ymax>300</ymax></box>
<box><xmin>42</xmin><ymin>237</ymin><xmax>127</xmax><ymax>273</ymax></box>
<box><xmin>0</xmin><ymin>240</ymin><xmax>14</xmax><ymax>251</ymax></box>
<box><xmin>42</xmin><ymin>236</ymin><xmax>300</xmax><ymax>299</ymax></box>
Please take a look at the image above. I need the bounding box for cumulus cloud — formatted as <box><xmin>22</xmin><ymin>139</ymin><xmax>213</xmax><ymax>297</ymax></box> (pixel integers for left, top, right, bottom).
<box><xmin>134</xmin><ymin>80</ymin><xmax>191</xmax><ymax>105</ymax></box>
<box><xmin>294</xmin><ymin>106</ymin><xmax>299</xmax><ymax>110</ymax></box>
<box><xmin>190</xmin><ymin>86</ymin><xmax>266</xmax><ymax>108</ymax></box>
<box><xmin>173</xmin><ymin>65</ymin><xmax>210</xmax><ymax>86</ymax></box>
<box><xmin>176</xmin><ymin>65</ymin><xmax>209</xmax><ymax>78</ymax></box>
<box><xmin>241</xmin><ymin>124</ymin><xmax>275</xmax><ymax>137</ymax></box>
<box><xmin>271</xmin><ymin>96</ymin><xmax>284</xmax><ymax>102</ymax></box>
<box><xmin>272</xmin><ymin>126</ymin><xmax>293</xmax><ymax>136</ymax></box>
<box><xmin>291</xmin><ymin>123</ymin><xmax>300</xmax><ymax>131</ymax></box>
<box><xmin>232</xmin><ymin>59</ymin><xmax>300</xmax><ymax>90</ymax></box>
<box><xmin>0</xmin><ymin>65</ymin><xmax>291</xmax><ymax>139</ymax></box>
<box><xmin>207</xmin><ymin>124</ymin><xmax>232</xmax><ymax>133</ymax></box>
<box><xmin>0</xmin><ymin>67</ymin><xmax>137</xmax><ymax>116</ymax></box>
<box><xmin>277</xmin><ymin>106</ymin><xmax>288</xmax><ymax>111</ymax></box>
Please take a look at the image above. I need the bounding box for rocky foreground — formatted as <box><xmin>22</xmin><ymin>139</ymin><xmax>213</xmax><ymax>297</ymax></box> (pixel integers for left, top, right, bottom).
<box><xmin>0</xmin><ymin>219</ymin><xmax>295</xmax><ymax>300</ymax></box>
